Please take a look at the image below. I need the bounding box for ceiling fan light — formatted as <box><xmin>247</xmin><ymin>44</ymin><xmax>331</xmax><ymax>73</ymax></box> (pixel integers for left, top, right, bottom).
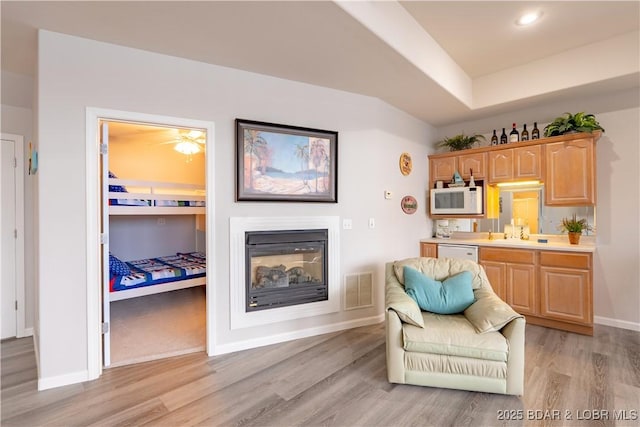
<box><xmin>174</xmin><ymin>141</ymin><xmax>201</xmax><ymax>155</ymax></box>
<box><xmin>516</xmin><ymin>11</ymin><xmax>541</xmax><ymax>26</ymax></box>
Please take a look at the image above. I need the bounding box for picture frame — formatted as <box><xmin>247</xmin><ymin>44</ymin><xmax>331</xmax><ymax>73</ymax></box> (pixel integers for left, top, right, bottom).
<box><xmin>236</xmin><ymin>119</ymin><xmax>338</xmax><ymax>202</ymax></box>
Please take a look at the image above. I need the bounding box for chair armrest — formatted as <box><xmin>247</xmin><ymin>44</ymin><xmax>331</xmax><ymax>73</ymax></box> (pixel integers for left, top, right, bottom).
<box><xmin>501</xmin><ymin>317</ymin><xmax>525</xmax><ymax>396</ymax></box>
<box><xmin>385</xmin><ymin>263</ymin><xmax>424</xmax><ymax>328</ymax></box>
<box><xmin>386</xmin><ymin>309</ymin><xmax>406</xmax><ymax>384</ymax></box>
<box><xmin>464</xmin><ymin>287</ymin><xmax>523</xmax><ymax>334</ymax></box>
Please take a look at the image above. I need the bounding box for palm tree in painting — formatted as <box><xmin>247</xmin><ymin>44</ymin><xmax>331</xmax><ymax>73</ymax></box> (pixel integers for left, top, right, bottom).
<box><xmin>294</xmin><ymin>143</ymin><xmax>310</xmax><ymax>190</ymax></box>
<box><xmin>244</xmin><ymin>130</ymin><xmax>267</xmax><ymax>190</ymax></box>
<box><xmin>310</xmin><ymin>139</ymin><xmax>326</xmax><ymax>193</ymax></box>
<box><xmin>321</xmin><ymin>151</ymin><xmax>331</xmax><ymax>193</ymax></box>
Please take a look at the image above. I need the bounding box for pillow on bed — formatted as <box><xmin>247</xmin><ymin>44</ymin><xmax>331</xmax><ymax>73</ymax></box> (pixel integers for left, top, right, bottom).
<box><xmin>109</xmin><ymin>253</ymin><xmax>131</xmax><ymax>276</ymax></box>
<box><xmin>108</xmin><ymin>171</ymin><xmax>128</xmax><ymax>193</ymax></box>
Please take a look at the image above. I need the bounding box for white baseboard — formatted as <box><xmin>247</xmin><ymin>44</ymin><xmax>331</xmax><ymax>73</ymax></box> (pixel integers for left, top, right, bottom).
<box><xmin>17</xmin><ymin>327</ymin><xmax>33</xmax><ymax>338</ymax></box>
<box><xmin>212</xmin><ymin>314</ymin><xmax>384</xmax><ymax>356</ymax></box>
<box><xmin>38</xmin><ymin>370</ymin><xmax>91</xmax><ymax>391</ymax></box>
<box><xmin>594</xmin><ymin>316</ymin><xmax>640</xmax><ymax>332</ymax></box>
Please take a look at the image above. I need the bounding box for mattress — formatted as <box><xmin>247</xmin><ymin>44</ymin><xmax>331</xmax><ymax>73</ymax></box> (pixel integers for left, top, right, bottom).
<box><xmin>110</xmin><ymin>252</ymin><xmax>206</xmax><ymax>292</ymax></box>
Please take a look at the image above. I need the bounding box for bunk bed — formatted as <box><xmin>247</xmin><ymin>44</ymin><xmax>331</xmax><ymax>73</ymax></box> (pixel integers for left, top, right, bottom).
<box><xmin>108</xmin><ymin>175</ymin><xmax>205</xmax><ymax>215</ymax></box>
<box><xmin>109</xmin><ymin>252</ymin><xmax>206</xmax><ymax>301</ymax></box>
<box><xmin>107</xmin><ymin>173</ymin><xmax>207</xmax><ymax>301</ymax></box>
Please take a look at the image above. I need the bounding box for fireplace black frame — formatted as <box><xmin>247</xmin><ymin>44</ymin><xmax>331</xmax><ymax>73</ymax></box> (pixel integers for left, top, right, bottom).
<box><xmin>245</xmin><ymin>229</ymin><xmax>328</xmax><ymax>312</ymax></box>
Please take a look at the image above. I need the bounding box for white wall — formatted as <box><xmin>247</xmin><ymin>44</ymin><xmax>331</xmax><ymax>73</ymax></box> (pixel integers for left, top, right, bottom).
<box><xmin>437</xmin><ymin>96</ymin><xmax>640</xmax><ymax>330</ymax></box>
<box><xmin>1</xmin><ymin>70</ymin><xmax>36</xmax><ymax>334</ymax></box>
<box><xmin>37</xmin><ymin>31</ymin><xmax>434</xmax><ymax>383</ymax></box>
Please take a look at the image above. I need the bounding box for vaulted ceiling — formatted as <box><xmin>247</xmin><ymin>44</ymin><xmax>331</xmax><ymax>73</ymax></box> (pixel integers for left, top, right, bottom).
<box><xmin>2</xmin><ymin>1</ymin><xmax>638</xmax><ymax>126</ymax></box>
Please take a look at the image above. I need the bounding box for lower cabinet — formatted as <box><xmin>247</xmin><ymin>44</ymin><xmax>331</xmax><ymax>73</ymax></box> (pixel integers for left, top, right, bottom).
<box><xmin>539</xmin><ymin>251</ymin><xmax>592</xmax><ymax>328</ymax></box>
<box><xmin>420</xmin><ymin>242</ymin><xmax>438</xmax><ymax>258</ymax></box>
<box><xmin>479</xmin><ymin>248</ymin><xmax>537</xmax><ymax>316</ymax></box>
<box><xmin>480</xmin><ymin>246</ymin><xmax>593</xmax><ymax>335</ymax></box>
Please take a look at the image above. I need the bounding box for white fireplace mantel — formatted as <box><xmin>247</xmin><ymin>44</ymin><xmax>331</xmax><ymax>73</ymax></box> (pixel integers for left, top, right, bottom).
<box><xmin>229</xmin><ymin>216</ymin><xmax>341</xmax><ymax>330</ymax></box>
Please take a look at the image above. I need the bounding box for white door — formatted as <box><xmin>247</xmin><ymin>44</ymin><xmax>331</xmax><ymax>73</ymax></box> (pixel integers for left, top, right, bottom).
<box><xmin>1</xmin><ymin>134</ymin><xmax>25</xmax><ymax>339</ymax></box>
<box><xmin>100</xmin><ymin>122</ymin><xmax>112</xmax><ymax>366</ymax></box>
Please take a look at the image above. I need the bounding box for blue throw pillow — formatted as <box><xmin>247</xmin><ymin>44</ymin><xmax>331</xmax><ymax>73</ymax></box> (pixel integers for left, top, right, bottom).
<box><xmin>109</xmin><ymin>253</ymin><xmax>131</xmax><ymax>276</ymax></box>
<box><xmin>403</xmin><ymin>267</ymin><xmax>476</xmax><ymax>314</ymax></box>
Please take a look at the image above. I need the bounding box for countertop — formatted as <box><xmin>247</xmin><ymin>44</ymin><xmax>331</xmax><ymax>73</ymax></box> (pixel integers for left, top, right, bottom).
<box><xmin>421</xmin><ymin>235</ymin><xmax>596</xmax><ymax>253</ymax></box>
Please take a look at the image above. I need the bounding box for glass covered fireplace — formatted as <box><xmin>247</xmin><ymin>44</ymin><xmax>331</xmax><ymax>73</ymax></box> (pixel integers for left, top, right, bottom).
<box><xmin>245</xmin><ymin>229</ymin><xmax>328</xmax><ymax>312</ymax></box>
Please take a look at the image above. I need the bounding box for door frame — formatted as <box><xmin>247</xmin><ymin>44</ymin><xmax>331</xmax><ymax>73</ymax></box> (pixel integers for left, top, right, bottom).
<box><xmin>85</xmin><ymin>108</ymin><xmax>215</xmax><ymax>380</ymax></box>
<box><xmin>0</xmin><ymin>133</ymin><xmax>26</xmax><ymax>338</ymax></box>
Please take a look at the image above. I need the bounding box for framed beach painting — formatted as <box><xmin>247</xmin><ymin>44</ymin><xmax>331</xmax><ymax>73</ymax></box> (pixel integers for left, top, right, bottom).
<box><xmin>236</xmin><ymin>119</ymin><xmax>338</xmax><ymax>202</ymax></box>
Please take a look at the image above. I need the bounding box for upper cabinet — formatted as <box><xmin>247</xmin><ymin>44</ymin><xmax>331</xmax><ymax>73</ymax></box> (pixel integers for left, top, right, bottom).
<box><xmin>488</xmin><ymin>145</ymin><xmax>541</xmax><ymax>184</ymax></box>
<box><xmin>458</xmin><ymin>152</ymin><xmax>487</xmax><ymax>180</ymax></box>
<box><xmin>428</xmin><ymin>132</ymin><xmax>600</xmax><ymax>212</ymax></box>
<box><xmin>430</xmin><ymin>152</ymin><xmax>486</xmax><ymax>183</ymax></box>
<box><xmin>545</xmin><ymin>137</ymin><xmax>596</xmax><ymax>206</ymax></box>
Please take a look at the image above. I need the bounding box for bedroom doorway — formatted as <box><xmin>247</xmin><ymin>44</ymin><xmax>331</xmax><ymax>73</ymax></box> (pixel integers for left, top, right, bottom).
<box><xmin>102</xmin><ymin>120</ymin><xmax>207</xmax><ymax>367</ymax></box>
<box><xmin>86</xmin><ymin>108</ymin><xmax>215</xmax><ymax>377</ymax></box>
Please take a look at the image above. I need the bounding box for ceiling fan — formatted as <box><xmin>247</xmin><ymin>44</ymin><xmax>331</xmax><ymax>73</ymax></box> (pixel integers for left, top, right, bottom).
<box><xmin>172</xmin><ymin>129</ymin><xmax>206</xmax><ymax>155</ymax></box>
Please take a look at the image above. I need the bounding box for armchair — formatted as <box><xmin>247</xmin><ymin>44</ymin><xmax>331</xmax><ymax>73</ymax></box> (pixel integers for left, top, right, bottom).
<box><xmin>385</xmin><ymin>257</ymin><xmax>525</xmax><ymax>395</ymax></box>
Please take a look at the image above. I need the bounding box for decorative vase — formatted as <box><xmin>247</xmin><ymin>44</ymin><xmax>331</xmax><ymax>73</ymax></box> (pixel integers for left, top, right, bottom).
<box><xmin>568</xmin><ymin>232</ymin><xmax>581</xmax><ymax>245</ymax></box>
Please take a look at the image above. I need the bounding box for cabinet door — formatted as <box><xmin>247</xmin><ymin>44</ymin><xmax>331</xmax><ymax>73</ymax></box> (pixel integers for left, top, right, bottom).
<box><xmin>458</xmin><ymin>152</ymin><xmax>486</xmax><ymax>179</ymax></box>
<box><xmin>514</xmin><ymin>145</ymin><xmax>542</xmax><ymax>180</ymax></box>
<box><xmin>540</xmin><ymin>266</ymin><xmax>592</xmax><ymax>324</ymax></box>
<box><xmin>480</xmin><ymin>261</ymin><xmax>506</xmax><ymax>301</ymax></box>
<box><xmin>545</xmin><ymin>138</ymin><xmax>595</xmax><ymax>205</ymax></box>
<box><xmin>420</xmin><ymin>243</ymin><xmax>438</xmax><ymax>258</ymax></box>
<box><xmin>507</xmin><ymin>264</ymin><xmax>537</xmax><ymax>315</ymax></box>
<box><xmin>430</xmin><ymin>157</ymin><xmax>457</xmax><ymax>183</ymax></box>
<box><xmin>488</xmin><ymin>150</ymin><xmax>513</xmax><ymax>183</ymax></box>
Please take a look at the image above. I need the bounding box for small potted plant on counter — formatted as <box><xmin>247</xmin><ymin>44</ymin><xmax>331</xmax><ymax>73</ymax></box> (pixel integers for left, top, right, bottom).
<box><xmin>437</xmin><ymin>133</ymin><xmax>486</xmax><ymax>151</ymax></box>
<box><xmin>559</xmin><ymin>213</ymin><xmax>594</xmax><ymax>245</ymax></box>
<box><xmin>543</xmin><ymin>112</ymin><xmax>605</xmax><ymax>137</ymax></box>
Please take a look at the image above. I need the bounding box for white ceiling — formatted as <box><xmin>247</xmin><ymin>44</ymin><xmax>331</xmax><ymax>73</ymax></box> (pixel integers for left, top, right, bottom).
<box><xmin>2</xmin><ymin>1</ymin><xmax>639</xmax><ymax>126</ymax></box>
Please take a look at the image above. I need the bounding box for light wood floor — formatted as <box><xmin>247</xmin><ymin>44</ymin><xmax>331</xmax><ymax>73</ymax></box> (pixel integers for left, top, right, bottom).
<box><xmin>2</xmin><ymin>323</ymin><xmax>639</xmax><ymax>426</ymax></box>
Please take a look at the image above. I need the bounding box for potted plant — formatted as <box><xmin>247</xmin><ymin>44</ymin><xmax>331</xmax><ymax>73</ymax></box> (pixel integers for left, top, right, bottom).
<box><xmin>558</xmin><ymin>213</ymin><xmax>594</xmax><ymax>245</ymax></box>
<box><xmin>543</xmin><ymin>112</ymin><xmax>605</xmax><ymax>137</ymax></box>
<box><xmin>437</xmin><ymin>133</ymin><xmax>486</xmax><ymax>151</ymax></box>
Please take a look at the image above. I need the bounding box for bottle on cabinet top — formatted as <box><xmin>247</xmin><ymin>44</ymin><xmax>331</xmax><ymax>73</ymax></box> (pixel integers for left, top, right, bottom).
<box><xmin>532</xmin><ymin>122</ymin><xmax>540</xmax><ymax>139</ymax></box>
<box><xmin>500</xmin><ymin>128</ymin><xmax>508</xmax><ymax>144</ymax></box>
<box><xmin>521</xmin><ymin>124</ymin><xmax>529</xmax><ymax>141</ymax></box>
<box><xmin>491</xmin><ymin>129</ymin><xmax>498</xmax><ymax>145</ymax></box>
<box><xmin>509</xmin><ymin>123</ymin><xmax>519</xmax><ymax>142</ymax></box>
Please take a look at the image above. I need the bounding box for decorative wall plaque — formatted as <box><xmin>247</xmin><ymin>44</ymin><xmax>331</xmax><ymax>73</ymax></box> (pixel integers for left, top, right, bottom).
<box><xmin>399</xmin><ymin>152</ymin><xmax>412</xmax><ymax>176</ymax></box>
<box><xmin>401</xmin><ymin>195</ymin><xmax>418</xmax><ymax>214</ymax></box>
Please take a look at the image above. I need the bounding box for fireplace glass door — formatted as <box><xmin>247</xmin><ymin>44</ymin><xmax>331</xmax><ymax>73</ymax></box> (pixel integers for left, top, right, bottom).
<box><xmin>246</xmin><ymin>229</ymin><xmax>328</xmax><ymax>311</ymax></box>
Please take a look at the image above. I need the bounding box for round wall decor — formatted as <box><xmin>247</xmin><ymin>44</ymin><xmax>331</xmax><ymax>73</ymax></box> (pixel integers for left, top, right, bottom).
<box><xmin>399</xmin><ymin>152</ymin><xmax>412</xmax><ymax>176</ymax></box>
<box><xmin>401</xmin><ymin>195</ymin><xmax>418</xmax><ymax>214</ymax></box>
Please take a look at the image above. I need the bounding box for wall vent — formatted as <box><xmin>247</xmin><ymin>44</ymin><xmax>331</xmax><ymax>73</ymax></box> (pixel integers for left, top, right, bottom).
<box><xmin>344</xmin><ymin>272</ymin><xmax>373</xmax><ymax>310</ymax></box>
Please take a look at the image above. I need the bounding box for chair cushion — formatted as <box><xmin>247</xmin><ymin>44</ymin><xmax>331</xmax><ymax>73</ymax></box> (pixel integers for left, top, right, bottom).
<box><xmin>393</xmin><ymin>257</ymin><xmax>487</xmax><ymax>290</ymax></box>
<box><xmin>403</xmin><ymin>267</ymin><xmax>475</xmax><ymax>314</ymax></box>
<box><xmin>402</xmin><ymin>312</ymin><xmax>508</xmax><ymax>362</ymax></box>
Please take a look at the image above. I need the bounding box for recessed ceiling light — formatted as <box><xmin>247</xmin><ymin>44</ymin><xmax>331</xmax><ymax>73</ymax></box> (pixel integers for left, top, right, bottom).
<box><xmin>516</xmin><ymin>11</ymin><xmax>542</xmax><ymax>26</ymax></box>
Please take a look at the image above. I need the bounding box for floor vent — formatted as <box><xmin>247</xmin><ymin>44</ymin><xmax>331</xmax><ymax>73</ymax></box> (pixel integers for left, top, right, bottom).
<box><xmin>344</xmin><ymin>272</ymin><xmax>373</xmax><ymax>310</ymax></box>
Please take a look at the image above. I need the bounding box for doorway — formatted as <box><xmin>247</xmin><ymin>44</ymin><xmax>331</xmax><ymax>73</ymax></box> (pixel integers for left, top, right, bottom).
<box><xmin>1</xmin><ymin>133</ymin><xmax>26</xmax><ymax>339</ymax></box>
<box><xmin>85</xmin><ymin>108</ymin><xmax>215</xmax><ymax>379</ymax></box>
<box><xmin>102</xmin><ymin>120</ymin><xmax>207</xmax><ymax>367</ymax></box>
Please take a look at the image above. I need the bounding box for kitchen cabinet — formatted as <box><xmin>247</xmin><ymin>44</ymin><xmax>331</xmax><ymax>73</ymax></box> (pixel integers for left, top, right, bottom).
<box><xmin>457</xmin><ymin>152</ymin><xmax>487</xmax><ymax>180</ymax></box>
<box><xmin>420</xmin><ymin>242</ymin><xmax>438</xmax><ymax>258</ymax></box>
<box><xmin>539</xmin><ymin>251</ymin><xmax>592</xmax><ymax>328</ymax></box>
<box><xmin>430</xmin><ymin>157</ymin><xmax>457</xmax><ymax>183</ymax></box>
<box><xmin>429</xmin><ymin>152</ymin><xmax>486</xmax><ymax>184</ymax></box>
<box><xmin>488</xmin><ymin>145</ymin><xmax>541</xmax><ymax>184</ymax></box>
<box><xmin>545</xmin><ymin>137</ymin><xmax>596</xmax><ymax>205</ymax></box>
<box><xmin>476</xmin><ymin>245</ymin><xmax>593</xmax><ymax>335</ymax></box>
<box><xmin>479</xmin><ymin>248</ymin><xmax>537</xmax><ymax>315</ymax></box>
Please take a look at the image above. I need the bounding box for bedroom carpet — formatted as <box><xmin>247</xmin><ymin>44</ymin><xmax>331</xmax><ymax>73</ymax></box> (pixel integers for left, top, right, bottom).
<box><xmin>109</xmin><ymin>286</ymin><xmax>206</xmax><ymax>367</ymax></box>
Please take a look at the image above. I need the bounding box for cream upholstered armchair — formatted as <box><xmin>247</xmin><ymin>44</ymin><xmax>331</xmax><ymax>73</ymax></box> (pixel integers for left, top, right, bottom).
<box><xmin>385</xmin><ymin>257</ymin><xmax>525</xmax><ymax>395</ymax></box>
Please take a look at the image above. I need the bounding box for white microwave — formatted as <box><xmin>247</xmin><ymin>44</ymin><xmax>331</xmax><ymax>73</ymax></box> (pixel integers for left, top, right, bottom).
<box><xmin>430</xmin><ymin>186</ymin><xmax>483</xmax><ymax>215</ymax></box>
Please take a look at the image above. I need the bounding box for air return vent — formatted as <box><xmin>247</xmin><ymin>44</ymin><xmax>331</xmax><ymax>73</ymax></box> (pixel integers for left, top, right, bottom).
<box><xmin>344</xmin><ymin>272</ymin><xmax>373</xmax><ymax>310</ymax></box>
